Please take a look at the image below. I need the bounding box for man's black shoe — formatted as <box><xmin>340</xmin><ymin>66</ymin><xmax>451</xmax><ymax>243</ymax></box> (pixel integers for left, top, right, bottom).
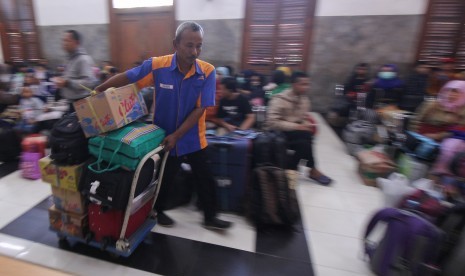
<box><xmin>203</xmin><ymin>218</ymin><xmax>232</xmax><ymax>230</ymax></box>
<box><xmin>157</xmin><ymin>212</ymin><xmax>175</xmax><ymax>227</ymax></box>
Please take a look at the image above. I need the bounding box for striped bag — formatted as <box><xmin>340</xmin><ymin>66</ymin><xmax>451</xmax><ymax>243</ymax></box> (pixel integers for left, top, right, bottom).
<box><xmin>88</xmin><ymin>121</ymin><xmax>165</xmax><ymax>172</ymax></box>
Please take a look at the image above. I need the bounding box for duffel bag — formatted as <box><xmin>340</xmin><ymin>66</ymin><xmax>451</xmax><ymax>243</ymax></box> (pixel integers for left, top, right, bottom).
<box><xmin>81</xmin><ymin>155</ymin><xmax>160</xmax><ymax>210</ymax></box>
<box><xmin>88</xmin><ymin>121</ymin><xmax>165</xmax><ymax>172</ymax></box>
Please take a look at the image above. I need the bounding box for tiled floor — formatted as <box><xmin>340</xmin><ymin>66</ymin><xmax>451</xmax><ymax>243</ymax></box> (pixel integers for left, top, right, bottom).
<box><xmin>0</xmin><ymin>113</ymin><xmax>381</xmax><ymax>275</ymax></box>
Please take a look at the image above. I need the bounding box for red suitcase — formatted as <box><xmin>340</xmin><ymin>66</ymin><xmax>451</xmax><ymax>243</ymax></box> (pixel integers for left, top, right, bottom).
<box><xmin>88</xmin><ymin>197</ymin><xmax>154</xmax><ymax>242</ymax></box>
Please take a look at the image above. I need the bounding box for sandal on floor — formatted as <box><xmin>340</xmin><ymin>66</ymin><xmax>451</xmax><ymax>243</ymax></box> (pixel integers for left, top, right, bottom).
<box><xmin>310</xmin><ymin>175</ymin><xmax>333</xmax><ymax>186</ymax></box>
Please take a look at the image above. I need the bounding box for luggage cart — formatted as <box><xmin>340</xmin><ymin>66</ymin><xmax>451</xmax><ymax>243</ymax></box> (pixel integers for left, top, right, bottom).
<box><xmin>52</xmin><ymin>146</ymin><xmax>168</xmax><ymax>258</ymax></box>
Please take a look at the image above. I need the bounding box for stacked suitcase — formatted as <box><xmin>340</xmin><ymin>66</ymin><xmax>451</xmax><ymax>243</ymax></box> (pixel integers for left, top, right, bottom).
<box><xmin>206</xmin><ymin>134</ymin><xmax>253</xmax><ymax>212</ymax></box>
<box><xmin>40</xmin><ymin>86</ymin><xmax>168</xmax><ymax>257</ymax></box>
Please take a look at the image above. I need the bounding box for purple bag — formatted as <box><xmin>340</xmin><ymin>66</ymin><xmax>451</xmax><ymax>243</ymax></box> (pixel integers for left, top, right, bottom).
<box><xmin>364</xmin><ymin>208</ymin><xmax>442</xmax><ymax>276</ymax></box>
<box><xmin>20</xmin><ymin>152</ymin><xmax>42</xmax><ymax>180</ymax></box>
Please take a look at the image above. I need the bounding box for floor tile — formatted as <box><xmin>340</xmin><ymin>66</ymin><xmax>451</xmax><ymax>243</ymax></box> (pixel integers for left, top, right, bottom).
<box><xmin>255</xmin><ymin>225</ymin><xmax>311</xmax><ymax>263</ymax></box>
<box><xmin>301</xmin><ymin>206</ymin><xmax>367</xmax><ymax>238</ymax></box>
<box><xmin>0</xmin><ymin>233</ymin><xmax>34</xmax><ymax>257</ymax></box>
<box><xmin>15</xmin><ymin>242</ymin><xmax>75</xmax><ymax>272</ymax></box>
<box><xmin>307</xmin><ymin>231</ymin><xmax>373</xmax><ymax>275</ymax></box>
<box><xmin>186</xmin><ymin>242</ymin><xmax>256</xmax><ymax>276</ymax></box>
<box><xmin>0</xmin><ymin>201</ymin><xmax>33</xmax><ymax>228</ymax></box>
<box><xmin>314</xmin><ymin>265</ymin><xmax>371</xmax><ymax>276</ymax></box>
<box><xmin>252</xmin><ymin>254</ymin><xmax>314</xmax><ymax>276</ymax></box>
<box><xmin>297</xmin><ymin>185</ymin><xmax>345</xmax><ymax>211</ymax></box>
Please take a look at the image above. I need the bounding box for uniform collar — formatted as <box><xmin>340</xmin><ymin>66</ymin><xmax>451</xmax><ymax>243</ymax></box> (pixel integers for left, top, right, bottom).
<box><xmin>170</xmin><ymin>53</ymin><xmax>203</xmax><ymax>75</ymax></box>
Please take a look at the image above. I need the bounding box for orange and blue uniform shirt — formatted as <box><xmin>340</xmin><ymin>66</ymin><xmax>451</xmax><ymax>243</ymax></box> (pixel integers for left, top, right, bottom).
<box><xmin>126</xmin><ymin>53</ymin><xmax>216</xmax><ymax>156</ymax></box>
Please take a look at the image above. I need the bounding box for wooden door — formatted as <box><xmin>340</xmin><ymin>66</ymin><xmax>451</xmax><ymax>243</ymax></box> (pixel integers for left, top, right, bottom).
<box><xmin>111</xmin><ymin>9</ymin><xmax>174</xmax><ymax>71</ymax></box>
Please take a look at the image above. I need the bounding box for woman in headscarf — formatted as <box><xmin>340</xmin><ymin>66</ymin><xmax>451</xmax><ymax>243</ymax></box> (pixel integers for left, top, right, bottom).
<box><xmin>411</xmin><ymin>81</ymin><xmax>465</xmax><ymax>177</ymax></box>
<box><xmin>410</xmin><ymin>80</ymin><xmax>465</xmax><ymax>141</ymax></box>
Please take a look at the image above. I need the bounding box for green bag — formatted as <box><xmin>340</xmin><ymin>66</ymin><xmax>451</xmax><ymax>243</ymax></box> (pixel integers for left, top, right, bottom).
<box><xmin>88</xmin><ymin>122</ymin><xmax>165</xmax><ymax>172</ymax></box>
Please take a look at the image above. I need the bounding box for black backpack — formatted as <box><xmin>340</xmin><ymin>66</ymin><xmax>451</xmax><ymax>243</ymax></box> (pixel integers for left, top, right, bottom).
<box><xmin>49</xmin><ymin>112</ymin><xmax>89</xmax><ymax>165</ymax></box>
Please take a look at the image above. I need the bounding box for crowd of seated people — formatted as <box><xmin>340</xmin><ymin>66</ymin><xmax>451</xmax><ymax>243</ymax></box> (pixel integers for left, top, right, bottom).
<box><xmin>336</xmin><ymin>58</ymin><xmax>465</xmax><ymax>199</ymax></box>
<box><xmin>0</xmin><ymin>60</ymin><xmax>114</xmax><ymax>151</ymax></box>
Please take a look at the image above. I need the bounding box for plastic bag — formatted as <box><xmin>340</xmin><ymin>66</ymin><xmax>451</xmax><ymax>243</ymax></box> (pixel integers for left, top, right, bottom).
<box><xmin>377</xmin><ymin>173</ymin><xmax>415</xmax><ymax>207</ymax></box>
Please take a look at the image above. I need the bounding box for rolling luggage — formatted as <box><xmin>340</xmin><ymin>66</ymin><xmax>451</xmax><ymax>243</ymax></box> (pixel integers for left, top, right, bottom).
<box><xmin>252</xmin><ymin>131</ymin><xmax>287</xmax><ymax>168</ymax></box>
<box><xmin>81</xmin><ymin>154</ymin><xmax>161</xmax><ymax>210</ymax></box>
<box><xmin>364</xmin><ymin>208</ymin><xmax>442</xmax><ymax>276</ymax></box>
<box><xmin>0</xmin><ymin>125</ymin><xmax>20</xmax><ymax>161</ymax></box>
<box><xmin>251</xmin><ymin>165</ymin><xmax>299</xmax><ymax>226</ymax></box>
<box><xmin>53</xmin><ymin>147</ymin><xmax>169</xmax><ymax>257</ymax></box>
<box><xmin>88</xmin><ymin>196</ymin><xmax>154</xmax><ymax>243</ymax></box>
<box><xmin>206</xmin><ymin>135</ymin><xmax>251</xmax><ymax>212</ymax></box>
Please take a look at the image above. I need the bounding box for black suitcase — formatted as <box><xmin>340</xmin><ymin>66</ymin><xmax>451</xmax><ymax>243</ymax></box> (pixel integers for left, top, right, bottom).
<box><xmin>0</xmin><ymin>125</ymin><xmax>21</xmax><ymax>161</ymax></box>
<box><xmin>253</xmin><ymin>131</ymin><xmax>288</xmax><ymax>169</ymax></box>
<box><xmin>81</xmin><ymin>154</ymin><xmax>160</xmax><ymax>210</ymax></box>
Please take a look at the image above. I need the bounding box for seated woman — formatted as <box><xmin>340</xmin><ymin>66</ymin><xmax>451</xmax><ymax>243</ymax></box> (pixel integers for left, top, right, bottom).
<box><xmin>344</xmin><ymin>63</ymin><xmax>370</xmax><ymax>105</ymax></box>
<box><xmin>215</xmin><ymin>77</ymin><xmax>255</xmax><ymax>134</ymax></box>
<box><xmin>410</xmin><ymin>80</ymin><xmax>465</xmax><ymax>141</ymax></box>
<box><xmin>266</xmin><ymin>71</ymin><xmax>332</xmax><ymax>185</ymax></box>
<box><xmin>366</xmin><ymin>64</ymin><xmax>404</xmax><ymax>108</ymax></box>
<box><xmin>423</xmin><ymin>80</ymin><xmax>465</xmax><ymax>177</ymax></box>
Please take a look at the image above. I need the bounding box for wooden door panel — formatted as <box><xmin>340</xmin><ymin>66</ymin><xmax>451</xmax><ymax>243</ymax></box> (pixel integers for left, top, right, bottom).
<box><xmin>117</xmin><ymin>18</ymin><xmax>144</xmax><ymax>71</ymax></box>
<box><xmin>111</xmin><ymin>8</ymin><xmax>174</xmax><ymax>72</ymax></box>
<box><xmin>145</xmin><ymin>13</ymin><xmax>173</xmax><ymax>58</ymax></box>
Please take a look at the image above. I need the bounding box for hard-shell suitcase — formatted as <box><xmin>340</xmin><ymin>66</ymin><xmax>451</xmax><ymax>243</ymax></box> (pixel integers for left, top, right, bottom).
<box><xmin>0</xmin><ymin>125</ymin><xmax>21</xmax><ymax>161</ymax></box>
<box><xmin>252</xmin><ymin>131</ymin><xmax>287</xmax><ymax>168</ymax></box>
<box><xmin>88</xmin><ymin>196</ymin><xmax>154</xmax><ymax>243</ymax></box>
<box><xmin>81</xmin><ymin>154</ymin><xmax>160</xmax><ymax>210</ymax></box>
<box><xmin>206</xmin><ymin>135</ymin><xmax>251</xmax><ymax>212</ymax></box>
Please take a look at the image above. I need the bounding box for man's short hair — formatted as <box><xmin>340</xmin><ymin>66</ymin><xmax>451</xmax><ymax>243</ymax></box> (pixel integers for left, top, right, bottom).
<box><xmin>66</xmin><ymin>30</ymin><xmax>81</xmax><ymax>44</ymax></box>
<box><xmin>175</xmin><ymin>21</ymin><xmax>204</xmax><ymax>42</ymax></box>
<box><xmin>221</xmin><ymin>77</ymin><xmax>237</xmax><ymax>92</ymax></box>
<box><xmin>291</xmin><ymin>71</ymin><xmax>309</xmax><ymax>83</ymax></box>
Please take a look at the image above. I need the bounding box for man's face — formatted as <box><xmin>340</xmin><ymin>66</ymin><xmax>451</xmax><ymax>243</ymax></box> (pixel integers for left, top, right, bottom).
<box><xmin>174</xmin><ymin>29</ymin><xmax>203</xmax><ymax>66</ymax></box>
<box><xmin>292</xmin><ymin>77</ymin><xmax>310</xmax><ymax>95</ymax></box>
<box><xmin>62</xmin><ymin>32</ymin><xmax>78</xmax><ymax>54</ymax></box>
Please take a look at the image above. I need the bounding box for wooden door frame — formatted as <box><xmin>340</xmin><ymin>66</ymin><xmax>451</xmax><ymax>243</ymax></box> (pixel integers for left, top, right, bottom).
<box><xmin>107</xmin><ymin>0</ymin><xmax>176</xmax><ymax>69</ymax></box>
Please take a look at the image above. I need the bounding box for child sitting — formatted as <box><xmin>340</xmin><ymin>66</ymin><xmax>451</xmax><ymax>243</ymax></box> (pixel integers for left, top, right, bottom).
<box><xmin>15</xmin><ymin>86</ymin><xmax>44</xmax><ymax>133</ymax></box>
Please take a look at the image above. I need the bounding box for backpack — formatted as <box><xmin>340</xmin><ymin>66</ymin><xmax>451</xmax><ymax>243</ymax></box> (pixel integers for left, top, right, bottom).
<box><xmin>251</xmin><ymin>166</ymin><xmax>299</xmax><ymax>226</ymax></box>
<box><xmin>342</xmin><ymin>120</ymin><xmax>376</xmax><ymax>155</ymax></box>
<box><xmin>49</xmin><ymin>112</ymin><xmax>89</xmax><ymax>165</ymax></box>
<box><xmin>364</xmin><ymin>208</ymin><xmax>442</xmax><ymax>276</ymax></box>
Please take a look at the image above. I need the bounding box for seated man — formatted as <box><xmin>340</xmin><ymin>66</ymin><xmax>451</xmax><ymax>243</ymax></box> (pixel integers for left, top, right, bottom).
<box><xmin>216</xmin><ymin>77</ymin><xmax>255</xmax><ymax>133</ymax></box>
<box><xmin>266</xmin><ymin>71</ymin><xmax>332</xmax><ymax>185</ymax></box>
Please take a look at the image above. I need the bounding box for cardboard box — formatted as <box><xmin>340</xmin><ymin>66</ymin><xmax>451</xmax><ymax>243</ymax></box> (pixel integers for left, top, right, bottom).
<box><xmin>74</xmin><ymin>84</ymin><xmax>148</xmax><ymax>137</ymax></box>
<box><xmin>39</xmin><ymin>156</ymin><xmax>84</xmax><ymax>192</ymax></box>
<box><xmin>357</xmin><ymin>149</ymin><xmax>396</xmax><ymax>187</ymax></box>
<box><xmin>51</xmin><ymin>186</ymin><xmax>86</xmax><ymax>214</ymax></box>
<box><xmin>48</xmin><ymin>205</ymin><xmax>88</xmax><ymax>238</ymax></box>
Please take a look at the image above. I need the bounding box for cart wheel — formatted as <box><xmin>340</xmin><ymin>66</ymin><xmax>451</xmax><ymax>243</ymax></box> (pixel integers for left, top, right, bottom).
<box><xmin>100</xmin><ymin>237</ymin><xmax>110</xmax><ymax>251</ymax></box>
<box><xmin>58</xmin><ymin>236</ymin><xmax>69</xmax><ymax>248</ymax></box>
<box><xmin>84</xmin><ymin>233</ymin><xmax>94</xmax><ymax>243</ymax></box>
<box><xmin>109</xmin><ymin>252</ymin><xmax>120</xmax><ymax>259</ymax></box>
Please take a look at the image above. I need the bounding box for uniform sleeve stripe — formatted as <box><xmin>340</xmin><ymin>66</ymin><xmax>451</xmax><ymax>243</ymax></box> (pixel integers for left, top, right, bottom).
<box><xmin>197</xmin><ymin>60</ymin><xmax>214</xmax><ymax>77</ymax></box>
